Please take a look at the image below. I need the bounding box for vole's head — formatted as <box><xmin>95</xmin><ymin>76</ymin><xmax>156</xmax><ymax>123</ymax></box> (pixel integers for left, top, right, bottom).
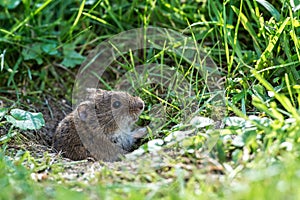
<box><xmin>85</xmin><ymin>89</ymin><xmax>144</xmax><ymax>131</ymax></box>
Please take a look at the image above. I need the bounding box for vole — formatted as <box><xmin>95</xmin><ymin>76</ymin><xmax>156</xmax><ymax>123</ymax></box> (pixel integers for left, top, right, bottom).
<box><xmin>53</xmin><ymin>89</ymin><xmax>146</xmax><ymax>161</ymax></box>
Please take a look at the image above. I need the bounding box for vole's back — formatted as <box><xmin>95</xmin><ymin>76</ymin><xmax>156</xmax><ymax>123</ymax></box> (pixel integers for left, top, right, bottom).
<box><xmin>53</xmin><ymin>113</ymin><xmax>90</xmax><ymax>160</ymax></box>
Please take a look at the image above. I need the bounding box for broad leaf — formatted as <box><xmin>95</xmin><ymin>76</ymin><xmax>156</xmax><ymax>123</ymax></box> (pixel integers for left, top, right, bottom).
<box><xmin>41</xmin><ymin>43</ymin><xmax>58</xmax><ymax>55</ymax></box>
<box><xmin>5</xmin><ymin>109</ymin><xmax>45</xmax><ymax>130</ymax></box>
<box><xmin>22</xmin><ymin>44</ymin><xmax>43</xmax><ymax>65</ymax></box>
<box><xmin>61</xmin><ymin>44</ymin><xmax>85</xmax><ymax>68</ymax></box>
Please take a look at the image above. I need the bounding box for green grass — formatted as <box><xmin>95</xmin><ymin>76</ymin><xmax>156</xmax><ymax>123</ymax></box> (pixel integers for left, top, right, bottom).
<box><xmin>1</xmin><ymin>0</ymin><xmax>300</xmax><ymax>199</ymax></box>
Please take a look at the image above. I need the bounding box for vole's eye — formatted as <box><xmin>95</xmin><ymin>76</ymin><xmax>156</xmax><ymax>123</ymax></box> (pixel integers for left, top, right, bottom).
<box><xmin>112</xmin><ymin>100</ymin><xmax>122</xmax><ymax>109</ymax></box>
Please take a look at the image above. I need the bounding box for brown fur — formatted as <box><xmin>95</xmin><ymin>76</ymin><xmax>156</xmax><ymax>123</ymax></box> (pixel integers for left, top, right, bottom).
<box><xmin>53</xmin><ymin>89</ymin><xmax>146</xmax><ymax>161</ymax></box>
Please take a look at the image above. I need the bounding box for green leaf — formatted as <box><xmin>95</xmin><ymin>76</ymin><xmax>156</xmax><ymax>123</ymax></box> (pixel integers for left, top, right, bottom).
<box><xmin>22</xmin><ymin>44</ymin><xmax>43</xmax><ymax>65</ymax></box>
<box><xmin>255</xmin><ymin>17</ymin><xmax>290</xmax><ymax>70</ymax></box>
<box><xmin>232</xmin><ymin>135</ymin><xmax>245</xmax><ymax>147</ymax></box>
<box><xmin>5</xmin><ymin>109</ymin><xmax>45</xmax><ymax>130</ymax></box>
<box><xmin>252</xmin><ymin>95</ymin><xmax>273</xmax><ymax>117</ymax></box>
<box><xmin>0</xmin><ymin>0</ymin><xmax>21</xmax><ymax>9</ymax></box>
<box><xmin>61</xmin><ymin>44</ymin><xmax>85</xmax><ymax>68</ymax></box>
<box><xmin>253</xmin><ymin>84</ymin><xmax>267</xmax><ymax>101</ymax></box>
<box><xmin>256</xmin><ymin>0</ymin><xmax>280</xmax><ymax>21</ymax></box>
<box><xmin>41</xmin><ymin>43</ymin><xmax>58</xmax><ymax>55</ymax></box>
<box><xmin>252</xmin><ymin>69</ymin><xmax>300</xmax><ymax>120</ymax></box>
<box><xmin>290</xmin><ymin>0</ymin><xmax>300</xmax><ymax>12</ymax></box>
<box><xmin>224</xmin><ymin>116</ymin><xmax>246</xmax><ymax>127</ymax></box>
<box><xmin>0</xmin><ymin>108</ymin><xmax>8</xmax><ymax>119</ymax></box>
<box><xmin>231</xmin><ymin>6</ymin><xmax>262</xmax><ymax>55</ymax></box>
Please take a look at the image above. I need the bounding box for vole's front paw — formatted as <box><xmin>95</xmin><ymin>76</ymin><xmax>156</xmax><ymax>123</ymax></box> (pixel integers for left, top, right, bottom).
<box><xmin>132</xmin><ymin>127</ymin><xmax>147</xmax><ymax>139</ymax></box>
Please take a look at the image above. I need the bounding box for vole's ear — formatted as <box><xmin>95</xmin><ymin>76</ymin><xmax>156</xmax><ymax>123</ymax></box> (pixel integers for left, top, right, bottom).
<box><xmin>86</xmin><ymin>88</ymin><xmax>97</xmax><ymax>93</ymax></box>
<box><xmin>77</xmin><ymin>103</ymin><xmax>89</xmax><ymax>121</ymax></box>
<box><xmin>86</xmin><ymin>88</ymin><xmax>105</xmax><ymax>99</ymax></box>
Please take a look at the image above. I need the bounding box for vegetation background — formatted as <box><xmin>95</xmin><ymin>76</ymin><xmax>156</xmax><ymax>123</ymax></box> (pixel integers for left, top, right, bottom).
<box><xmin>1</xmin><ymin>0</ymin><xmax>300</xmax><ymax>199</ymax></box>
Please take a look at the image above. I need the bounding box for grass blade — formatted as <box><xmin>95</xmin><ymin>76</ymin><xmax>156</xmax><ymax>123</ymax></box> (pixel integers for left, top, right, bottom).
<box><xmin>256</xmin><ymin>0</ymin><xmax>281</xmax><ymax>21</ymax></box>
<box><xmin>255</xmin><ymin>17</ymin><xmax>290</xmax><ymax>70</ymax></box>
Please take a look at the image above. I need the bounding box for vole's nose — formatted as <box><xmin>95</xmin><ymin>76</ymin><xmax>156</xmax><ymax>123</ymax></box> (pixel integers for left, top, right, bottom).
<box><xmin>137</xmin><ymin>100</ymin><xmax>144</xmax><ymax>111</ymax></box>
